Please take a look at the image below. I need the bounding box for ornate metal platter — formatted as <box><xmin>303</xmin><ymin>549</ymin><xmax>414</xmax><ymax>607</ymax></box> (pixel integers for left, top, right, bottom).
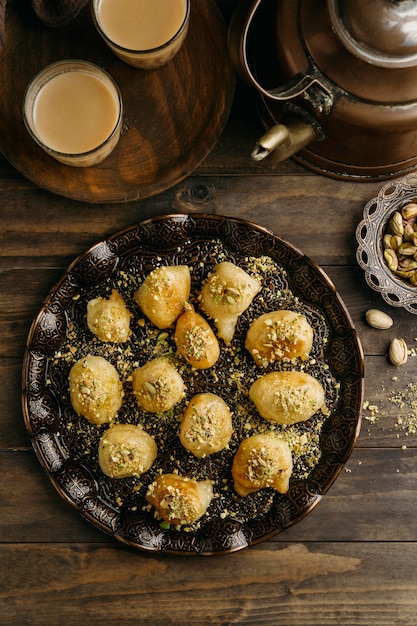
<box><xmin>22</xmin><ymin>214</ymin><xmax>363</xmax><ymax>554</ymax></box>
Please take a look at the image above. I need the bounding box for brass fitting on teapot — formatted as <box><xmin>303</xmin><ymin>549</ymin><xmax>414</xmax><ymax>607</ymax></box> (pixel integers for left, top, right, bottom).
<box><xmin>251</xmin><ymin>117</ymin><xmax>317</xmax><ymax>162</ymax></box>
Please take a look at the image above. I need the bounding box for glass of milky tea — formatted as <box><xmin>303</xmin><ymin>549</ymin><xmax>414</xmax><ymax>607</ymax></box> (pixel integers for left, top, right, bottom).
<box><xmin>23</xmin><ymin>59</ymin><xmax>123</xmax><ymax>167</ymax></box>
<box><xmin>92</xmin><ymin>0</ymin><xmax>190</xmax><ymax>69</ymax></box>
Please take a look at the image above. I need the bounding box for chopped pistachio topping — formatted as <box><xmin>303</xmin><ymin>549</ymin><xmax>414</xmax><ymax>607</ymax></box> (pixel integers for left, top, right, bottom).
<box><xmin>71</xmin><ymin>361</ymin><xmax>112</xmax><ymax>419</ymax></box>
<box><xmin>183</xmin><ymin>326</ymin><xmax>212</xmax><ymax>361</ymax></box>
<box><xmin>138</xmin><ymin>375</ymin><xmax>172</xmax><ymax>402</ymax></box>
<box><xmin>245</xmin><ymin>447</ymin><xmax>280</xmax><ymax>483</ymax></box>
<box><xmin>149</xmin><ymin>481</ymin><xmax>199</xmax><ymax>524</ymax></box>
<box><xmin>184</xmin><ymin>406</ymin><xmax>220</xmax><ymax>447</ymax></box>
<box><xmin>272</xmin><ymin>386</ymin><xmax>316</xmax><ymax>414</ymax></box>
<box><xmin>102</xmin><ymin>439</ymin><xmax>146</xmax><ymax>475</ymax></box>
<box><xmin>208</xmin><ymin>276</ymin><xmax>246</xmax><ymax>306</ymax></box>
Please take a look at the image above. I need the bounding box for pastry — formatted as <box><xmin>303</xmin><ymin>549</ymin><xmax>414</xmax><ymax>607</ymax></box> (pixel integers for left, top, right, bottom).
<box><xmin>199</xmin><ymin>261</ymin><xmax>260</xmax><ymax>344</ymax></box>
<box><xmin>245</xmin><ymin>310</ymin><xmax>313</xmax><ymax>367</ymax></box>
<box><xmin>132</xmin><ymin>357</ymin><xmax>185</xmax><ymax>413</ymax></box>
<box><xmin>232</xmin><ymin>432</ymin><xmax>292</xmax><ymax>496</ymax></box>
<box><xmin>134</xmin><ymin>265</ymin><xmax>191</xmax><ymax>329</ymax></box>
<box><xmin>249</xmin><ymin>370</ymin><xmax>325</xmax><ymax>425</ymax></box>
<box><xmin>87</xmin><ymin>289</ymin><xmax>131</xmax><ymax>343</ymax></box>
<box><xmin>69</xmin><ymin>354</ymin><xmax>123</xmax><ymax>424</ymax></box>
<box><xmin>98</xmin><ymin>423</ymin><xmax>157</xmax><ymax>479</ymax></box>
<box><xmin>179</xmin><ymin>392</ymin><xmax>233</xmax><ymax>457</ymax></box>
<box><xmin>146</xmin><ymin>473</ymin><xmax>213</xmax><ymax>525</ymax></box>
<box><xmin>174</xmin><ymin>304</ymin><xmax>220</xmax><ymax>369</ymax></box>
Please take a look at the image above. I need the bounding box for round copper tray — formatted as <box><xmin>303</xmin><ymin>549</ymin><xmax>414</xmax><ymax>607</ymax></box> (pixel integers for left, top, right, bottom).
<box><xmin>0</xmin><ymin>1</ymin><xmax>234</xmax><ymax>202</ymax></box>
<box><xmin>22</xmin><ymin>214</ymin><xmax>364</xmax><ymax>554</ymax></box>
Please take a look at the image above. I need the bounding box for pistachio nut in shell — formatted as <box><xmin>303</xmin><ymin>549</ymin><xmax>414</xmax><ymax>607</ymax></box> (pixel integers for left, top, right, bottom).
<box><xmin>365</xmin><ymin>309</ymin><xmax>394</xmax><ymax>330</ymax></box>
<box><xmin>389</xmin><ymin>338</ymin><xmax>408</xmax><ymax>367</ymax></box>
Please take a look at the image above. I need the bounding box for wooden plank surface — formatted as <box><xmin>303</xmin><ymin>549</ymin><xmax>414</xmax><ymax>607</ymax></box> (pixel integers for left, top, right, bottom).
<box><xmin>1</xmin><ymin>541</ymin><xmax>417</xmax><ymax>625</ymax></box>
<box><xmin>2</xmin><ymin>2</ymin><xmax>417</xmax><ymax>622</ymax></box>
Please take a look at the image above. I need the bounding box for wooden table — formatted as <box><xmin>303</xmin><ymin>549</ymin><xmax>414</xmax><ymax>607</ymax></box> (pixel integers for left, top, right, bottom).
<box><xmin>2</xmin><ymin>4</ymin><xmax>417</xmax><ymax>625</ymax></box>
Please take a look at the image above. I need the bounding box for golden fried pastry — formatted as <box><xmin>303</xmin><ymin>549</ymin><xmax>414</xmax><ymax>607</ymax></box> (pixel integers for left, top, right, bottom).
<box><xmin>132</xmin><ymin>357</ymin><xmax>185</xmax><ymax>413</ymax></box>
<box><xmin>245</xmin><ymin>310</ymin><xmax>313</xmax><ymax>367</ymax></box>
<box><xmin>179</xmin><ymin>393</ymin><xmax>233</xmax><ymax>457</ymax></box>
<box><xmin>174</xmin><ymin>304</ymin><xmax>220</xmax><ymax>369</ymax></box>
<box><xmin>199</xmin><ymin>261</ymin><xmax>260</xmax><ymax>344</ymax></box>
<box><xmin>232</xmin><ymin>433</ymin><xmax>292</xmax><ymax>496</ymax></box>
<box><xmin>87</xmin><ymin>289</ymin><xmax>132</xmax><ymax>343</ymax></box>
<box><xmin>69</xmin><ymin>354</ymin><xmax>123</xmax><ymax>425</ymax></box>
<box><xmin>134</xmin><ymin>265</ymin><xmax>191</xmax><ymax>329</ymax></box>
<box><xmin>146</xmin><ymin>473</ymin><xmax>213</xmax><ymax>525</ymax></box>
<box><xmin>249</xmin><ymin>370</ymin><xmax>325</xmax><ymax>425</ymax></box>
<box><xmin>98</xmin><ymin>423</ymin><xmax>157</xmax><ymax>479</ymax></box>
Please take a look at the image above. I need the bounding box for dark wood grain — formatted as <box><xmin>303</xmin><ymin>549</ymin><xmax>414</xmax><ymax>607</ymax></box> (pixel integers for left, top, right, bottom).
<box><xmin>0</xmin><ymin>171</ymin><xmax>384</xmax><ymax>267</ymax></box>
<box><xmin>0</xmin><ymin>0</ymin><xmax>234</xmax><ymax>202</ymax></box>
<box><xmin>2</xmin><ymin>0</ymin><xmax>417</xmax><ymax>618</ymax></box>
<box><xmin>1</xmin><ymin>540</ymin><xmax>417</xmax><ymax>625</ymax></box>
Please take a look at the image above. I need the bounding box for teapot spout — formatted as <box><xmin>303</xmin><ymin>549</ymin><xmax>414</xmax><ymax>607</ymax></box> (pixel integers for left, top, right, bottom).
<box><xmin>251</xmin><ymin>118</ymin><xmax>317</xmax><ymax>161</ymax></box>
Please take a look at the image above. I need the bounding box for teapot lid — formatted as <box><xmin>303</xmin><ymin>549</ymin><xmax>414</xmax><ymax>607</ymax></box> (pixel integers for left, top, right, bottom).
<box><xmin>328</xmin><ymin>0</ymin><xmax>417</xmax><ymax>68</ymax></box>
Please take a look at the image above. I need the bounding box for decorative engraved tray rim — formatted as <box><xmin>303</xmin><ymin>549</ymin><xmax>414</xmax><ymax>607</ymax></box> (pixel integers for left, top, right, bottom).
<box><xmin>22</xmin><ymin>214</ymin><xmax>364</xmax><ymax>555</ymax></box>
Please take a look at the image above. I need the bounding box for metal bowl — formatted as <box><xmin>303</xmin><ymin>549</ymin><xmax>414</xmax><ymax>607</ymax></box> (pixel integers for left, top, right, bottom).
<box><xmin>356</xmin><ymin>173</ymin><xmax>417</xmax><ymax>314</ymax></box>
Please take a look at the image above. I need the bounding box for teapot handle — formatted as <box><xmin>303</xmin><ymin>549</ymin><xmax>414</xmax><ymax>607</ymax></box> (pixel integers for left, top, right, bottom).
<box><xmin>228</xmin><ymin>0</ymin><xmax>326</xmax><ymax>102</ymax></box>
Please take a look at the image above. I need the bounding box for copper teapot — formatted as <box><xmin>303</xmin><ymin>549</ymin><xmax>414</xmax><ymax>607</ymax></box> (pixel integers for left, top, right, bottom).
<box><xmin>228</xmin><ymin>0</ymin><xmax>417</xmax><ymax>180</ymax></box>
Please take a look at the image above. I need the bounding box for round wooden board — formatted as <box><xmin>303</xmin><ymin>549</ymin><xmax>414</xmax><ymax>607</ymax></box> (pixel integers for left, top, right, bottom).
<box><xmin>0</xmin><ymin>1</ymin><xmax>235</xmax><ymax>203</ymax></box>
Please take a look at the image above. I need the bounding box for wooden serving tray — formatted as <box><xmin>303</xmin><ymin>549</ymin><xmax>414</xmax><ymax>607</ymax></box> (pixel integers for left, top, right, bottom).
<box><xmin>0</xmin><ymin>1</ymin><xmax>235</xmax><ymax>203</ymax></box>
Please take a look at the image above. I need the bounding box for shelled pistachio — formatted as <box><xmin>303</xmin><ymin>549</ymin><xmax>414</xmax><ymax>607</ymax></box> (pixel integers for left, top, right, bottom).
<box><xmin>383</xmin><ymin>201</ymin><xmax>417</xmax><ymax>286</ymax></box>
<box><xmin>401</xmin><ymin>202</ymin><xmax>417</xmax><ymax>220</ymax></box>
<box><xmin>383</xmin><ymin>248</ymin><xmax>398</xmax><ymax>271</ymax></box>
<box><xmin>388</xmin><ymin>211</ymin><xmax>404</xmax><ymax>236</ymax></box>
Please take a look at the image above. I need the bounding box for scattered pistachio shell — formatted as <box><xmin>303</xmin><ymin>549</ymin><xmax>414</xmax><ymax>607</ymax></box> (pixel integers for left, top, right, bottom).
<box><xmin>365</xmin><ymin>309</ymin><xmax>394</xmax><ymax>330</ymax></box>
<box><xmin>389</xmin><ymin>337</ymin><xmax>408</xmax><ymax>367</ymax></box>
